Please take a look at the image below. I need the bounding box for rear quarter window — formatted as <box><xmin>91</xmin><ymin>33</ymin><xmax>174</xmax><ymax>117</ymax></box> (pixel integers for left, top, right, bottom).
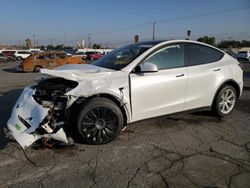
<box><xmin>188</xmin><ymin>44</ymin><xmax>224</xmax><ymax>66</ymax></box>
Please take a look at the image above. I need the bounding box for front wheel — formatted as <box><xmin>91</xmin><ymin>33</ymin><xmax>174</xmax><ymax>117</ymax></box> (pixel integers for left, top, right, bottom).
<box><xmin>16</xmin><ymin>56</ymin><xmax>22</xmax><ymax>61</ymax></box>
<box><xmin>76</xmin><ymin>97</ymin><xmax>124</xmax><ymax>144</ymax></box>
<box><xmin>213</xmin><ymin>85</ymin><xmax>237</xmax><ymax>116</ymax></box>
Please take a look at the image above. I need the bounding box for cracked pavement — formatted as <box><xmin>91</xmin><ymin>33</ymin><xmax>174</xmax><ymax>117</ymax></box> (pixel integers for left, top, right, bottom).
<box><xmin>0</xmin><ymin>61</ymin><xmax>250</xmax><ymax>188</ymax></box>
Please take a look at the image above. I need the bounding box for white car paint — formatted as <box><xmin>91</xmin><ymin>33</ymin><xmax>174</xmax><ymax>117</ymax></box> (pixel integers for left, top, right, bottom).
<box><xmin>130</xmin><ymin>66</ymin><xmax>188</xmax><ymax>121</ymax></box>
<box><xmin>7</xmin><ymin>40</ymin><xmax>243</xmax><ymax>148</ymax></box>
<box><xmin>14</xmin><ymin>51</ymin><xmax>32</xmax><ymax>59</ymax></box>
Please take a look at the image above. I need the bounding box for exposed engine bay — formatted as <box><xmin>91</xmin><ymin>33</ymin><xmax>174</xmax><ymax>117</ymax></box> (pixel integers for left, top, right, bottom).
<box><xmin>7</xmin><ymin>77</ymin><xmax>79</xmax><ymax>148</ymax></box>
<box><xmin>32</xmin><ymin>78</ymin><xmax>78</xmax><ymax>134</ymax></box>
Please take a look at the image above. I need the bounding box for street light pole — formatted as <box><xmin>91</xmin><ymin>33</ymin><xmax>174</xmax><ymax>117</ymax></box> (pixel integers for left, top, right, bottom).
<box><xmin>152</xmin><ymin>22</ymin><xmax>156</xmax><ymax>40</ymax></box>
<box><xmin>88</xmin><ymin>33</ymin><xmax>91</xmax><ymax>48</ymax></box>
<box><xmin>32</xmin><ymin>34</ymin><xmax>35</xmax><ymax>48</ymax></box>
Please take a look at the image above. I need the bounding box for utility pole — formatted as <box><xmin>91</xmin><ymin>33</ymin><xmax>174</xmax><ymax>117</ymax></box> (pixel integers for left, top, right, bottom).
<box><xmin>50</xmin><ymin>38</ymin><xmax>53</xmax><ymax>46</ymax></box>
<box><xmin>32</xmin><ymin>34</ymin><xmax>35</xmax><ymax>47</ymax></box>
<box><xmin>88</xmin><ymin>33</ymin><xmax>91</xmax><ymax>48</ymax></box>
<box><xmin>63</xmin><ymin>34</ymin><xmax>66</xmax><ymax>45</ymax></box>
<box><xmin>152</xmin><ymin>22</ymin><xmax>156</xmax><ymax>40</ymax></box>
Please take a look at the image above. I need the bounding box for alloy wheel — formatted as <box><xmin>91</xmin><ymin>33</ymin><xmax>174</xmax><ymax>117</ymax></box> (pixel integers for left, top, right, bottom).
<box><xmin>218</xmin><ymin>88</ymin><xmax>236</xmax><ymax>114</ymax></box>
<box><xmin>82</xmin><ymin>107</ymin><xmax>119</xmax><ymax>142</ymax></box>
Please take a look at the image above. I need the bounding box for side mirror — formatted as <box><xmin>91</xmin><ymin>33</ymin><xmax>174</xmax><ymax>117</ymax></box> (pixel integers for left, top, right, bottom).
<box><xmin>140</xmin><ymin>63</ymin><xmax>158</xmax><ymax>73</ymax></box>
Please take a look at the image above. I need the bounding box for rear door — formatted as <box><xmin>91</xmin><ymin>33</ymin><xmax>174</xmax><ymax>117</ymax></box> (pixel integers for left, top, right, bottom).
<box><xmin>47</xmin><ymin>53</ymin><xmax>58</xmax><ymax>68</ymax></box>
<box><xmin>185</xmin><ymin>43</ymin><xmax>225</xmax><ymax>110</ymax></box>
<box><xmin>56</xmin><ymin>53</ymin><xmax>68</xmax><ymax>66</ymax></box>
<box><xmin>130</xmin><ymin>43</ymin><xmax>188</xmax><ymax>121</ymax></box>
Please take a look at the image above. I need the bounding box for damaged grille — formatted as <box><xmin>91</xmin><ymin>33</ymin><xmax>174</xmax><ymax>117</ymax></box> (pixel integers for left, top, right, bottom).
<box><xmin>32</xmin><ymin>77</ymin><xmax>78</xmax><ymax>135</ymax></box>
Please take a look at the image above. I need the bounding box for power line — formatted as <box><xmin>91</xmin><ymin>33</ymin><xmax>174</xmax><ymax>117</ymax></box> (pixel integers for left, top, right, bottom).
<box><xmin>4</xmin><ymin>6</ymin><xmax>250</xmax><ymax>46</ymax></box>
<box><xmin>62</xmin><ymin>6</ymin><xmax>250</xmax><ymax>40</ymax></box>
<box><xmin>154</xmin><ymin>6</ymin><xmax>250</xmax><ymax>24</ymax></box>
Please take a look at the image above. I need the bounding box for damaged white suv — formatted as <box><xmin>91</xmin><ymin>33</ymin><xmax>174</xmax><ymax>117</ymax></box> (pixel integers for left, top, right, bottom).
<box><xmin>8</xmin><ymin>40</ymin><xmax>243</xmax><ymax>148</ymax></box>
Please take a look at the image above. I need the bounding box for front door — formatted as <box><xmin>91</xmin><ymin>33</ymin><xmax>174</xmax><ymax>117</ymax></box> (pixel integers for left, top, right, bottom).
<box><xmin>130</xmin><ymin>44</ymin><xmax>188</xmax><ymax>122</ymax></box>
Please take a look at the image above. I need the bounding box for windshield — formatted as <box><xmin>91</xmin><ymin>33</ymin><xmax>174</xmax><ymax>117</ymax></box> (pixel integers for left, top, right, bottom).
<box><xmin>92</xmin><ymin>41</ymin><xmax>162</xmax><ymax>70</ymax></box>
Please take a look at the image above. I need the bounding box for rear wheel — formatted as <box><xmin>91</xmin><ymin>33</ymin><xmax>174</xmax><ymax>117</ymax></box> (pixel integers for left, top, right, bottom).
<box><xmin>213</xmin><ymin>85</ymin><xmax>237</xmax><ymax>116</ymax></box>
<box><xmin>33</xmin><ymin>66</ymin><xmax>42</xmax><ymax>72</ymax></box>
<box><xmin>76</xmin><ymin>97</ymin><xmax>124</xmax><ymax>144</ymax></box>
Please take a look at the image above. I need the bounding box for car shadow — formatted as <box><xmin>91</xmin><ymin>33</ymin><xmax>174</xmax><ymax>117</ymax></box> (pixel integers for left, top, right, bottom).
<box><xmin>0</xmin><ymin>89</ymin><xmax>23</xmax><ymax>150</ymax></box>
<box><xmin>243</xmin><ymin>86</ymin><xmax>250</xmax><ymax>91</ymax></box>
<box><xmin>2</xmin><ymin>68</ymin><xmax>20</xmax><ymax>73</ymax></box>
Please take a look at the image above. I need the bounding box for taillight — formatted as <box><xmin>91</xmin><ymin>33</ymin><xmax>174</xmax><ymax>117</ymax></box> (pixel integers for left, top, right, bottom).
<box><xmin>238</xmin><ymin>63</ymin><xmax>244</xmax><ymax>70</ymax></box>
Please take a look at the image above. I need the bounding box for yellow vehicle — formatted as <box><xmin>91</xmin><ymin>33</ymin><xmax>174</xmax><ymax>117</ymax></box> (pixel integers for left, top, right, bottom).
<box><xmin>16</xmin><ymin>51</ymin><xmax>84</xmax><ymax>72</ymax></box>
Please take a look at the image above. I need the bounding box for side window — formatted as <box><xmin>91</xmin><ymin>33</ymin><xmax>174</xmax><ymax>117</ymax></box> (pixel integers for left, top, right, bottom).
<box><xmin>56</xmin><ymin>53</ymin><xmax>66</xmax><ymax>58</ymax></box>
<box><xmin>44</xmin><ymin>54</ymin><xmax>50</xmax><ymax>59</ymax></box>
<box><xmin>144</xmin><ymin>44</ymin><xmax>185</xmax><ymax>69</ymax></box>
<box><xmin>49</xmin><ymin>54</ymin><xmax>56</xmax><ymax>59</ymax></box>
<box><xmin>188</xmin><ymin>44</ymin><xmax>223</xmax><ymax>65</ymax></box>
<box><xmin>37</xmin><ymin>55</ymin><xmax>44</xmax><ymax>59</ymax></box>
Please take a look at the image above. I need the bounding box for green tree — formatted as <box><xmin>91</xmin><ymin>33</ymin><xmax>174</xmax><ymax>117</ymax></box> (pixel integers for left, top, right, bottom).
<box><xmin>92</xmin><ymin>44</ymin><xmax>102</xmax><ymax>49</ymax></box>
<box><xmin>25</xmin><ymin>38</ymin><xmax>32</xmax><ymax>48</ymax></box>
<box><xmin>197</xmin><ymin>36</ymin><xmax>216</xmax><ymax>46</ymax></box>
<box><xmin>37</xmin><ymin>45</ymin><xmax>45</xmax><ymax>50</ymax></box>
<box><xmin>47</xmin><ymin>45</ymin><xmax>55</xmax><ymax>50</ymax></box>
<box><xmin>217</xmin><ymin>40</ymin><xmax>243</xmax><ymax>48</ymax></box>
<box><xmin>55</xmin><ymin>44</ymin><xmax>64</xmax><ymax>50</ymax></box>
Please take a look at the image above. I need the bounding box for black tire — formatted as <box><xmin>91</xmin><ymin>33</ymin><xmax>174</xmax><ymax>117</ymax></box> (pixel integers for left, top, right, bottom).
<box><xmin>76</xmin><ymin>97</ymin><xmax>124</xmax><ymax>144</ymax></box>
<box><xmin>33</xmin><ymin>66</ymin><xmax>42</xmax><ymax>72</ymax></box>
<box><xmin>213</xmin><ymin>85</ymin><xmax>237</xmax><ymax>117</ymax></box>
<box><xmin>16</xmin><ymin>56</ymin><xmax>22</xmax><ymax>61</ymax></box>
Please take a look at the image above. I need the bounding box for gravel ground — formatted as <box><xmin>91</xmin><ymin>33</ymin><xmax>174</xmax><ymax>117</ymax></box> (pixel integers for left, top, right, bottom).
<box><xmin>0</xmin><ymin>61</ymin><xmax>249</xmax><ymax>188</ymax></box>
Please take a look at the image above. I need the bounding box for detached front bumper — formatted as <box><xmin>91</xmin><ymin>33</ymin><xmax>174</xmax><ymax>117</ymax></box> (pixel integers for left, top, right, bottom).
<box><xmin>7</xmin><ymin>87</ymin><xmax>68</xmax><ymax>148</ymax></box>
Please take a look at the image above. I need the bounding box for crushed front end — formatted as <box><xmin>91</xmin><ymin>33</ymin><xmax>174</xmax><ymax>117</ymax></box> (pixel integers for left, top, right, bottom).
<box><xmin>7</xmin><ymin>77</ymin><xmax>79</xmax><ymax>148</ymax></box>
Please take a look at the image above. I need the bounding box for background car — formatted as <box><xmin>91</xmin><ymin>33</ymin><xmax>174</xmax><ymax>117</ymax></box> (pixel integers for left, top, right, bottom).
<box><xmin>74</xmin><ymin>51</ymin><xmax>87</xmax><ymax>59</ymax></box>
<box><xmin>88</xmin><ymin>52</ymin><xmax>104</xmax><ymax>60</ymax></box>
<box><xmin>76</xmin><ymin>50</ymin><xmax>112</xmax><ymax>60</ymax></box>
<box><xmin>81</xmin><ymin>51</ymin><xmax>103</xmax><ymax>60</ymax></box>
<box><xmin>1</xmin><ymin>50</ymin><xmax>16</xmax><ymax>60</ymax></box>
<box><xmin>82</xmin><ymin>51</ymin><xmax>95</xmax><ymax>60</ymax></box>
<box><xmin>237</xmin><ymin>51</ymin><xmax>250</xmax><ymax>61</ymax></box>
<box><xmin>14</xmin><ymin>51</ymin><xmax>32</xmax><ymax>61</ymax></box>
<box><xmin>0</xmin><ymin>53</ymin><xmax>8</xmax><ymax>62</ymax></box>
<box><xmin>16</xmin><ymin>51</ymin><xmax>85</xmax><ymax>72</ymax></box>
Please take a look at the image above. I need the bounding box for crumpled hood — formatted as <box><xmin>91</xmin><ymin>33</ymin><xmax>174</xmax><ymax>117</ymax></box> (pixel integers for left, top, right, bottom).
<box><xmin>40</xmin><ymin>64</ymin><xmax>115</xmax><ymax>81</ymax></box>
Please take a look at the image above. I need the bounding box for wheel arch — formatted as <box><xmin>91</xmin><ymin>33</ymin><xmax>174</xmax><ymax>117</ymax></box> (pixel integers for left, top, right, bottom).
<box><xmin>212</xmin><ymin>79</ymin><xmax>241</xmax><ymax>106</ymax></box>
<box><xmin>33</xmin><ymin>65</ymin><xmax>43</xmax><ymax>72</ymax></box>
<box><xmin>69</xmin><ymin>93</ymin><xmax>130</xmax><ymax>126</ymax></box>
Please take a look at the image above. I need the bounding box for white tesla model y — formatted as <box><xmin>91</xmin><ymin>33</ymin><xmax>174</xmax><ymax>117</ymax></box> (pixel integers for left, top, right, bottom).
<box><xmin>8</xmin><ymin>40</ymin><xmax>243</xmax><ymax>148</ymax></box>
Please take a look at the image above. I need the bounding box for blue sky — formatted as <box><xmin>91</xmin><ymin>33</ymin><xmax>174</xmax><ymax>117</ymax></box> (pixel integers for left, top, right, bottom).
<box><xmin>0</xmin><ymin>0</ymin><xmax>249</xmax><ymax>46</ymax></box>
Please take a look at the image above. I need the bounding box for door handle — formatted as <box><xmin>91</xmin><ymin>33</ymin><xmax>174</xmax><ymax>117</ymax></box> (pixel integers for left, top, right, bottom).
<box><xmin>176</xmin><ymin>74</ymin><xmax>184</xmax><ymax>77</ymax></box>
<box><xmin>213</xmin><ymin>68</ymin><xmax>221</xmax><ymax>72</ymax></box>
